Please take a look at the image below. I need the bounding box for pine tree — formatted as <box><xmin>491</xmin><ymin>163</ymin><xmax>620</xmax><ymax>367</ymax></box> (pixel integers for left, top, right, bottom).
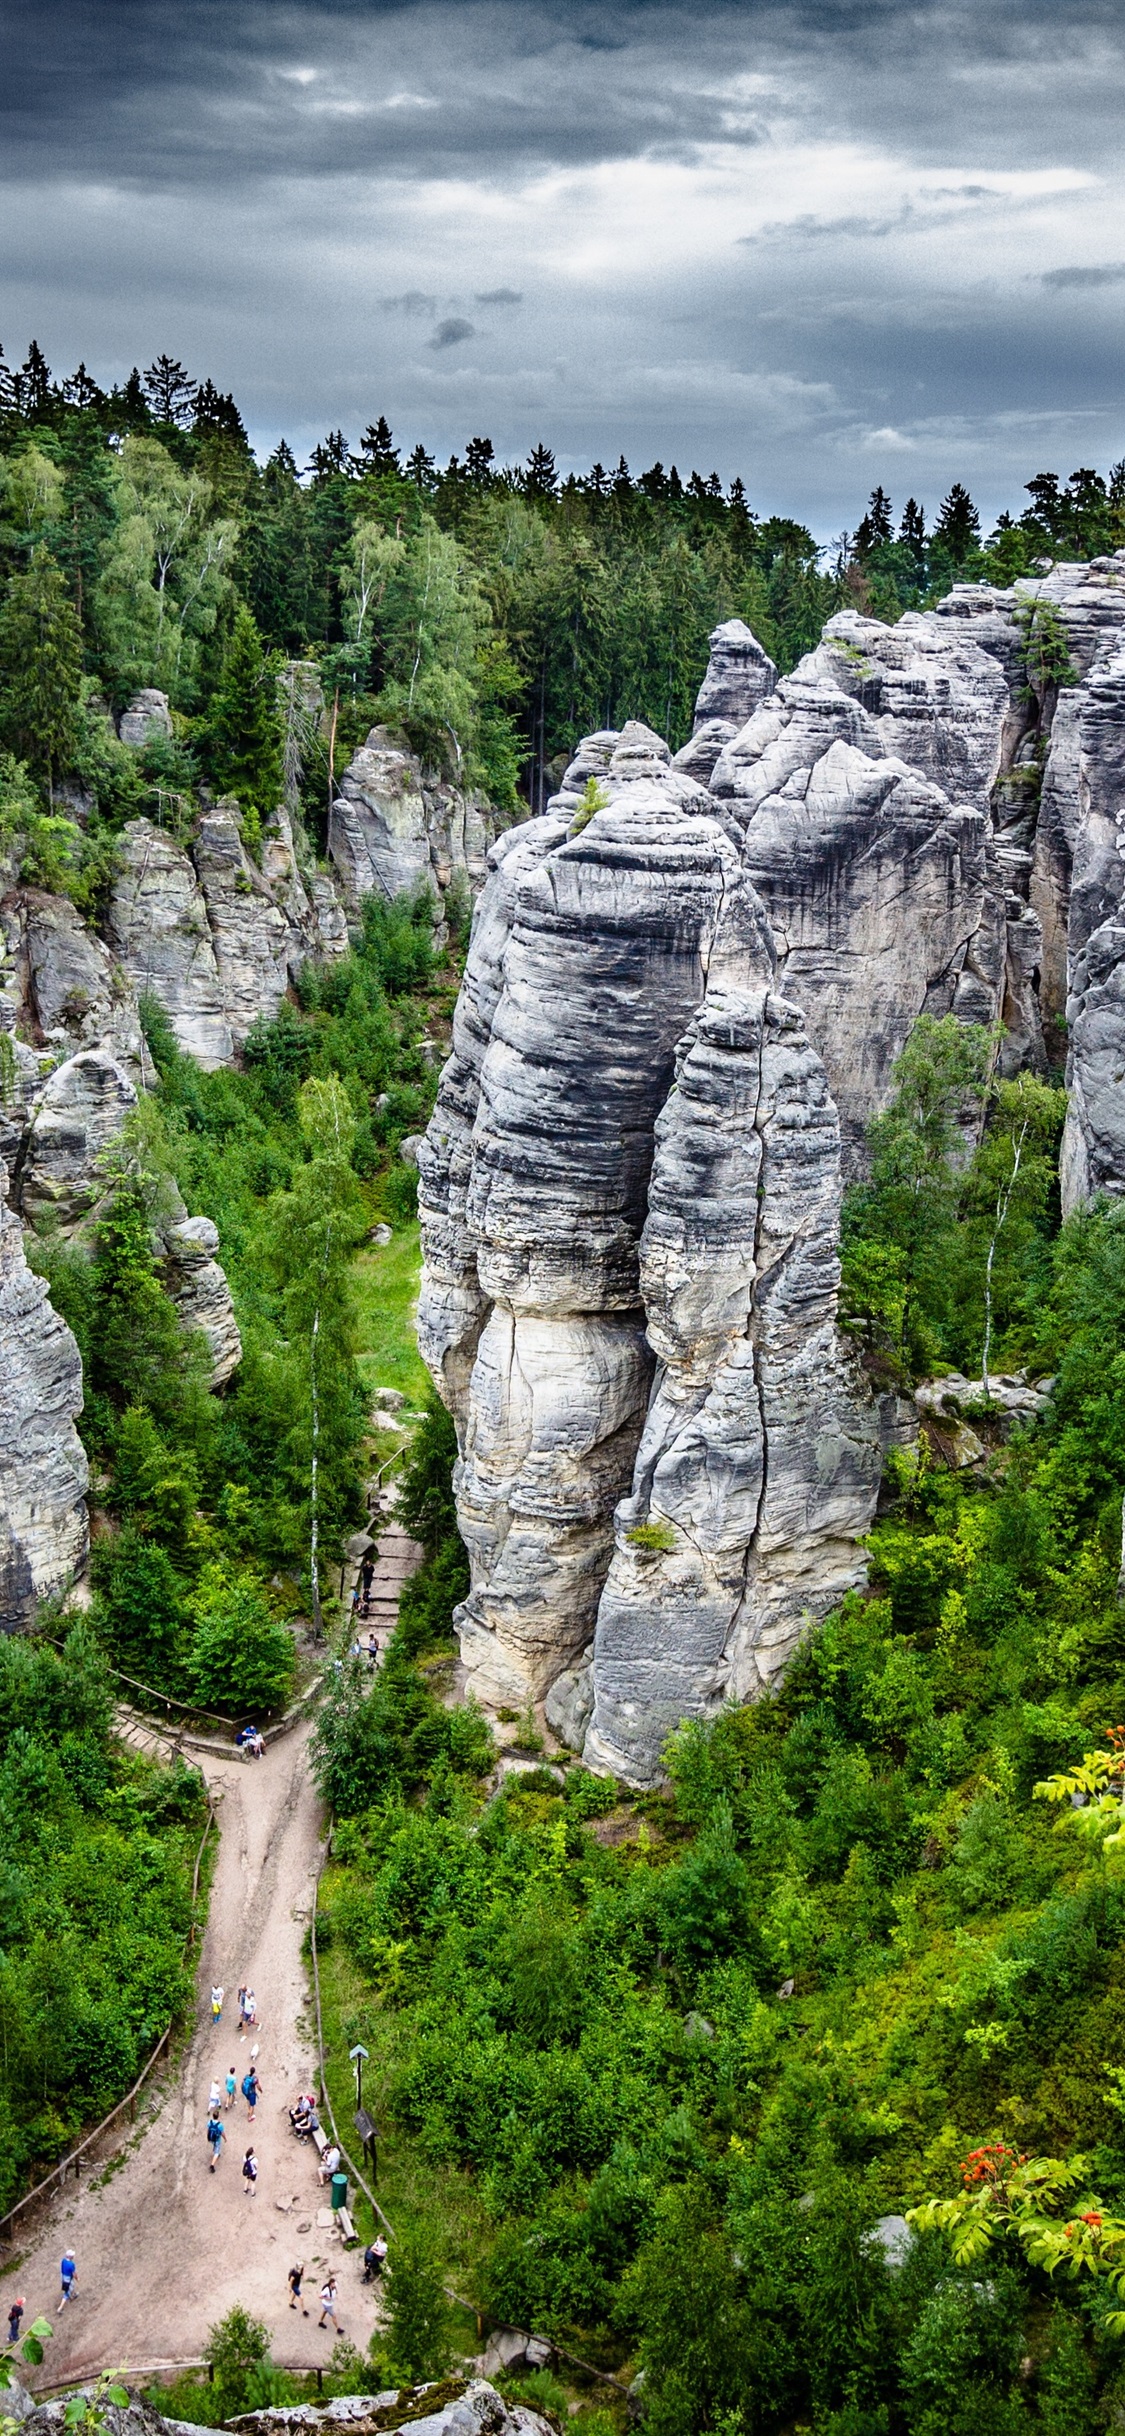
<box><xmin>0</xmin><ymin>545</ymin><xmax>83</xmax><ymax>788</ymax></box>
<box><xmin>210</xmin><ymin>604</ymin><xmax>284</xmax><ymax>825</ymax></box>
<box><xmin>406</xmin><ymin>442</ymin><xmax>437</xmax><ymax>492</ymax></box>
<box><xmin>524</xmin><ymin>441</ymin><xmax>557</xmax><ymax>498</ymax></box>
<box><xmin>899</xmin><ymin>497</ymin><xmax>926</xmax><ymax>565</ymax></box>
<box><xmin>358</xmin><ymin>416</ymin><xmax>399</xmax><ymax>474</ymax></box>
<box><xmin>464</xmin><ymin>435</ymin><xmax>495</xmax><ymax>482</ymax></box>
<box><xmin>933</xmin><ymin>482</ymin><xmax>981</xmax><ymax>565</ymax></box>
<box><xmin>143</xmin><ymin>355</ymin><xmax>197</xmax><ymax>425</ymax></box>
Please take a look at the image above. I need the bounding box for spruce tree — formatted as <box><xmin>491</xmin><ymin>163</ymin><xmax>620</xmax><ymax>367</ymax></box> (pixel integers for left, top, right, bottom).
<box><xmin>0</xmin><ymin>544</ymin><xmax>82</xmax><ymax>790</ymax></box>
<box><xmin>210</xmin><ymin>603</ymin><xmax>283</xmax><ymax>825</ymax></box>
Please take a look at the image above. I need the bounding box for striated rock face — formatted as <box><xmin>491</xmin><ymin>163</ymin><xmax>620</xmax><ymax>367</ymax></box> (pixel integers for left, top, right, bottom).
<box><xmin>0</xmin><ymin>1154</ymin><xmax>88</xmax><ymax>1629</ymax></box>
<box><xmin>105</xmin><ymin>811</ymin><xmax>349</xmax><ymax>1064</ymax></box>
<box><xmin>106</xmin><ymin>819</ymin><xmax>235</xmax><ymax>1067</ymax></box>
<box><xmin>585</xmin><ymin>985</ymin><xmax>882</xmax><ymax>1779</ymax></box>
<box><xmin>419</xmin><ymin>732</ymin><xmax>880</xmax><ymax>1771</ymax></box>
<box><xmin>673</xmin><ymin>618</ymin><xmax>779</xmax><ymax>783</ymax></box>
<box><xmin>704</xmin><ymin>611</ymin><xmax>1009</xmax><ymax>1166</ymax></box>
<box><xmin>329</xmin><ymin>724</ymin><xmax>500</xmax><ymax>919</ymax></box>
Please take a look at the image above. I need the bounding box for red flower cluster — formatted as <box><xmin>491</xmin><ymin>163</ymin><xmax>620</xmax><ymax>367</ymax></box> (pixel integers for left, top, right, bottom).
<box><xmin>1080</xmin><ymin>2211</ymin><xmax>1103</xmax><ymax>2228</ymax></box>
<box><xmin>960</xmin><ymin>2143</ymin><xmax>1026</xmax><ymax>2192</ymax></box>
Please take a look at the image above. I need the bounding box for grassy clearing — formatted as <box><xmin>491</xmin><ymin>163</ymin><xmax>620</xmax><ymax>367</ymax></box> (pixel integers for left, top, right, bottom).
<box><xmin>354</xmin><ymin>1225</ymin><xmax>432</xmax><ymax>1407</ymax></box>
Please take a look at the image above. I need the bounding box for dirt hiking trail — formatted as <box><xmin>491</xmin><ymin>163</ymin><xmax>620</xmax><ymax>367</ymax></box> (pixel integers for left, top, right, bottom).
<box><xmin>1</xmin><ymin>1712</ymin><xmax>384</xmax><ymax>2384</ymax></box>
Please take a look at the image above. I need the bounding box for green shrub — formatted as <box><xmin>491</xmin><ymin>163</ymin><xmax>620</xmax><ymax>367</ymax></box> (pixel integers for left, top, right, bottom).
<box><xmin>186</xmin><ymin>1565</ymin><xmax>296</xmax><ymax>1715</ymax></box>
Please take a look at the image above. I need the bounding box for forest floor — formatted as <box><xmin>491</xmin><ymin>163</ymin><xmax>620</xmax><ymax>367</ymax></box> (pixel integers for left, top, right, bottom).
<box><xmin>4</xmin><ymin>1518</ymin><xmax>423</xmax><ymax>2390</ymax></box>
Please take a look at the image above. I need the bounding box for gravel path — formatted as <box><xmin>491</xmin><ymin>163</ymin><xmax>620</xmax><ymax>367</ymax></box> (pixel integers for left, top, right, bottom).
<box><xmin>2</xmin><ymin>1712</ymin><xmax>389</xmax><ymax>2385</ymax></box>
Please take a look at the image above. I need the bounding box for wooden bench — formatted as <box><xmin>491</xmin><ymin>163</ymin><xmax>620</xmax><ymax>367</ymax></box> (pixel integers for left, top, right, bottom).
<box><xmin>310</xmin><ymin>2125</ymin><xmax>329</xmax><ymax>2159</ymax></box>
<box><xmin>336</xmin><ymin>2206</ymin><xmax>358</xmax><ymax>2247</ymax></box>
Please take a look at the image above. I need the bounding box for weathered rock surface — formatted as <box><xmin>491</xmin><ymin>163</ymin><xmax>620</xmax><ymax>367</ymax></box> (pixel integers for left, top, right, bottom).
<box><xmin>106</xmin><ymin>820</ymin><xmax>235</xmax><ymax>1067</ymax></box>
<box><xmin>585</xmin><ymin>986</ymin><xmax>882</xmax><ymax>1780</ymax></box>
<box><xmin>702</xmin><ymin>612</ymin><xmax>1009</xmax><ymax>1165</ymax></box>
<box><xmin>329</xmin><ymin>724</ymin><xmax>500</xmax><ymax>919</ymax></box>
<box><xmin>224</xmin><ymin>2381</ymin><xmax>554</xmax><ymax>2436</ymax></box>
<box><xmin>17</xmin><ymin>1046</ymin><xmax>139</xmax><ymax>1229</ymax></box>
<box><xmin>117</xmin><ymin>687</ymin><xmax>173</xmax><ymax>746</ymax></box>
<box><xmin>419</xmin><ymin>733</ymin><xmax>880</xmax><ymax>1772</ymax></box>
<box><xmin>0</xmin><ymin>1154</ymin><xmax>88</xmax><ymax>1628</ymax></box>
<box><xmin>160</xmin><ymin>1211</ymin><xmax>242</xmax><ymax>1388</ymax></box>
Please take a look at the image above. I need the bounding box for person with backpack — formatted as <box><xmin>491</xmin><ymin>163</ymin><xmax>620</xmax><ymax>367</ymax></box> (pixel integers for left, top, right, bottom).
<box><xmin>242</xmin><ymin>2147</ymin><xmax>258</xmax><ymax>2196</ymax></box>
<box><xmin>243</xmin><ymin>2066</ymin><xmax>261</xmax><ymax>2120</ymax></box>
<box><xmin>7</xmin><ymin>2297</ymin><xmax>25</xmax><ymax>2346</ymax></box>
<box><xmin>206</xmin><ymin>2110</ymin><xmax>225</xmax><ymax>2172</ymax></box>
<box><xmin>317</xmin><ymin>2274</ymin><xmax>342</xmax><ymax>2335</ymax></box>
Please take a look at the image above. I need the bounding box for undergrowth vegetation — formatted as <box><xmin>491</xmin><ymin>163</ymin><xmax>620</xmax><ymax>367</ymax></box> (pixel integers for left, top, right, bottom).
<box><xmin>308</xmin><ymin>1014</ymin><xmax>1125</xmax><ymax>2436</ymax></box>
<box><xmin>0</xmin><ymin>1627</ymin><xmax>207</xmax><ymax>2214</ymax></box>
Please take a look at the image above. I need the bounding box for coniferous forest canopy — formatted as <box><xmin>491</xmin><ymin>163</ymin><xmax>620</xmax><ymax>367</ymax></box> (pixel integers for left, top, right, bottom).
<box><xmin>8</xmin><ymin>335</ymin><xmax>1125</xmax><ymax>2434</ymax></box>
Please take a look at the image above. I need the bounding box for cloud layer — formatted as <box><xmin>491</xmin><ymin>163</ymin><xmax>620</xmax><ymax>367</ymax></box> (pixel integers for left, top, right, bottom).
<box><xmin>2</xmin><ymin>0</ymin><xmax>1123</xmax><ymax>527</ymax></box>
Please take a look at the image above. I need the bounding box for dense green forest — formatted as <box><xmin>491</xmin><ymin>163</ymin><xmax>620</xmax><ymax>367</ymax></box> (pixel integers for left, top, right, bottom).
<box><xmin>304</xmin><ymin>1022</ymin><xmax>1125</xmax><ymax>2435</ymax></box>
<box><xmin>0</xmin><ymin>337</ymin><xmax>1123</xmax><ymax>884</ymax></box>
<box><xmin>6</xmin><ymin>336</ymin><xmax>1125</xmax><ymax>2422</ymax></box>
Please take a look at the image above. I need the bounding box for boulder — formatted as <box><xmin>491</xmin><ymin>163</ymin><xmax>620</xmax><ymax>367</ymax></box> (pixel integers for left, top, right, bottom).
<box><xmin>0</xmin><ymin>1153</ymin><xmax>88</xmax><ymax>1628</ymax></box>
<box><xmin>223</xmin><ymin>2380</ymin><xmax>556</xmax><ymax>2436</ymax></box>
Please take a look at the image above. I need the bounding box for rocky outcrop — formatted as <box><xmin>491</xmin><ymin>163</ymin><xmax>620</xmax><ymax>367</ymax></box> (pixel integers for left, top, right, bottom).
<box><xmin>104</xmin><ymin>811</ymin><xmax>349</xmax><ymax>1065</ymax></box>
<box><xmin>419</xmin><ymin>729</ymin><xmax>880</xmax><ymax>1774</ymax></box>
<box><xmin>117</xmin><ymin>687</ymin><xmax>173</xmax><ymax>747</ymax></box>
<box><xmin>17</xmin><ymin>1046</ymin><xmax>138</xmax><ymax>1229</ymax></box>
<box><xmin>584</xmin><ymin>986</ymin><xmax>882</xmax><ymax>1779</ymax></box>
<box><xmin>329</xmin><ymin>725</ymin><xmax>501</xmax><ymax>919</ymax></box>
<box><xmin>160</xmin><ymin>1212</ymin><xmax>242</xmax><ymax>1388</ymax></box>
<box><xmin>702</xmin><ymin>611</ymin><xmax>1009</xmax><ymax>1166</ymax></box>
<box><xmin>106</xmin><ymin>819</ymin><xmax>235</xmax><ymax>1067</ymax></box>
<box><xmin>673</xmin><ymin>618</ymin><xmax>779</xmax><ymax>782</ymax></box>
<box><xmin>0</xmin><ymin>1154</ymin><xmax>88</xmax><ymax>1628</ymax></box>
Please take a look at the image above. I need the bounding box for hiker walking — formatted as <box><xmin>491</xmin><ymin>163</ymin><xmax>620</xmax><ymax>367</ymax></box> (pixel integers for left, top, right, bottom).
<box><xmin>7</xmin><ymin>2297</ymin><xmax>24</xmax><ymax>2347</ymax></box>
<box><xmin>243</xmin><ymin>2065</ymin><xmax>262</xmax><ymax>2120</ymax></box>
<box><xmin>224</xmin><ymin>2065</ymin><xmax>237</xmax><ymax>2110</ymax></box>
<box><xmin>242</xmin><ymin>2147</ymin><xmax>258</xmax><ymax>2196</ymax></box>
<box><xmin>208</xmin><ymin>2077</ymin><xmax>222</xmax><ymax>2109</ymax></box>
<box><xmin>206</xmin><ymin>2111</ymin><xmax>225</xmax><ymax>2172</ymax></box>
<box><xmin>59</xmin><ymin>2253</ymin><xmax>77</xmax><ymax>2308</ymax></box>
<box><xmin>287</xmin><ymin>2263</ymin><xmax>307</xmax><ymax>2313</ymax></box>
<box><xmin>359</xmin><ymin>1554</ymin><xmax>375</xmax><ymax>1617</ymax></box>
<box><xmin>317</xmin><ymin>2274</ymin><xmax>343</xmax><ymax>2335</ymax></box>
<box><xmin>210</xmin><ymin>1985</ymin><xmax>224</xmax><ymax>2024</ymax></box>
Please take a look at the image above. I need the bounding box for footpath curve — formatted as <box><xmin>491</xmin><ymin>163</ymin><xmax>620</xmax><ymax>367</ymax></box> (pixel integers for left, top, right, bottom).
<box><xmin>0</xmin><ymin>1514</ymin><xmax>421</xmax><ymax>2392</ymax></box>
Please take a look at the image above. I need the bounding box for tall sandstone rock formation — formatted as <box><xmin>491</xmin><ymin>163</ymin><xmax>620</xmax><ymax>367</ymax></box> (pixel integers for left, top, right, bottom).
<box><xmin>418</xmin><ymin>724</ymin><xmax>883</xmax><ymax>1781</ymax></box>
<box><xmin>422</xmin><ymin>565</ymin><xmax>1125</xmax><ymax>1778</ymax></box>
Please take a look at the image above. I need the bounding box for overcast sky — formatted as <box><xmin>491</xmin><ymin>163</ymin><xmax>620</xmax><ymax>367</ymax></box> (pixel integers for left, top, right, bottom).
<box><xmin>3</xmin><ymin>0</ymin><xmax>1123</xmax><ymax>532</ymax></box>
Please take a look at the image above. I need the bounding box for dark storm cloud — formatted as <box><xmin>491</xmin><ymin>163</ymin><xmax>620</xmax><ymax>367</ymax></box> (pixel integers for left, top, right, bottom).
<box><xmin>4</xmin><ymin>0</ymin><xmax>1124</xmax><ymax>189</ymax></box>
<box><xmin>1041</xmin><ymin>263</ymin><xmax>1125</xmax><ymax>288</ymax></box>
<box><xmin>2</xmin><ymin>0</ymin><xmax>1124</xmax><ymax>527</ymax></box>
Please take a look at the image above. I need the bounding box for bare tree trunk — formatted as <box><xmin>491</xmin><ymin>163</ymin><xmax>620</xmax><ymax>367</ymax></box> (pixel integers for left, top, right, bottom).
<box><xmin>982</xmin><ymin>1117</ymin><xmax>1029</xmax><ymax>1395</ymax></box>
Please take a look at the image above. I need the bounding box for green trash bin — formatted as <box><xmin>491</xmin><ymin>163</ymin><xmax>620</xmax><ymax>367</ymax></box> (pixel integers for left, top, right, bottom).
<box><xmin>330</xmin><ymin>2169</ymin><xmax>349</xmax><ymax>2212</ymax></box>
